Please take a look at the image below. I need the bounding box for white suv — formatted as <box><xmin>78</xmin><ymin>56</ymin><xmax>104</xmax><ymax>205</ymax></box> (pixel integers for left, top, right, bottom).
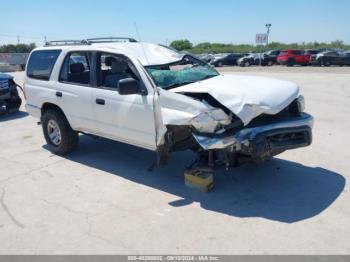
<box><xmin>24</xmin><ymin>37</ymin><xmax>313</xmax><ymax>167</ymax></box>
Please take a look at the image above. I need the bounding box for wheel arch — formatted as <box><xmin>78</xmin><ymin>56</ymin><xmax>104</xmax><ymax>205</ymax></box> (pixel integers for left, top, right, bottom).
<box><xmin>41</xmin><ymin>103</ymin><xmax>68</xmax><ymax>121</ymax></box>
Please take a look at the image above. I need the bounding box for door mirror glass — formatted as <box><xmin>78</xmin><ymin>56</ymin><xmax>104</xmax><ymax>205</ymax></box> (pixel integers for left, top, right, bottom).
<box><xmin>118</xmin><ymin>78</ymin><xmax>142</xmax><ymax>95</ymax></box>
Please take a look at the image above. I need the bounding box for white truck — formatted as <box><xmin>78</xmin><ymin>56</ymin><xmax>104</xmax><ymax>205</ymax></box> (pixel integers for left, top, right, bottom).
<box><xmin>24</xmin><ymin>38</ymin><xmax>313</xmax><ymax>168</ymax></box>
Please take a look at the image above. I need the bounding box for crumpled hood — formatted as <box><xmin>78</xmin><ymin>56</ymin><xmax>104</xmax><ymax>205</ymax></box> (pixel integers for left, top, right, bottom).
<box><xmin>170</xmin><ymin>74</ymin><xmax>300</xmax><ymax>125</ymax></box>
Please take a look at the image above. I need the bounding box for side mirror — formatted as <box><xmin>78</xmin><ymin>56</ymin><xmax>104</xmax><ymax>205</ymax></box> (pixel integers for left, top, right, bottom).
<box><xmin>117</xmin><ymin>78</ymin><xmax>143</xmax><ymax>95</ymax></box>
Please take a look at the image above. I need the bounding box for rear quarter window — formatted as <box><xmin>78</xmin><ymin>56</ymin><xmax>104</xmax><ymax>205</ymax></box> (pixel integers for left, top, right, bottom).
<box><xmin>26</xmin><ymin>50</ymin><xmax>61</xmax><ymax>80</ymax></box>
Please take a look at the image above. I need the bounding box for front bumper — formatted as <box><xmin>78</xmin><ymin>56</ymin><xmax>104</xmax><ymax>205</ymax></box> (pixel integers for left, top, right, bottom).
<box><xmin>192</xmin><ymin>113</ymin><xmax>314</xmax><ymax>154</ymax></box>
<box><xmin>277</xmin><ymin>59</ymin><xmax>287</xmax><ymax>65</ymax></box>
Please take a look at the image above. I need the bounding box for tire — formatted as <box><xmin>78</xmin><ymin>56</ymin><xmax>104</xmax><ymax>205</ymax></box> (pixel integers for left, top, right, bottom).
<box><xmin>322</xmin><ymin>59</ymin><xmax>331</xmax><ymax>67</ymax></box>
<box><xmin>267</xmin><ymin>61</ymin><xmax>273</xmax><ymax>66</ymax></box>
<box><xmin>244</xmin><ymin>61</ymin><xmax>250</xmax><ymax>67</ymax></box>
<box><xmin>42</xmin><ymin>109</ymin><xmax>78</xmax><ymax>155</ymax></box>
<box><xmin>287</xmin><ymin>59</ymin><xmax>295</xmax><ymax>67</ymax></box>
<box><xmin>217</xmin><ymin>61</ymin><xmax>223</xmax><ymax>67</ymax></box>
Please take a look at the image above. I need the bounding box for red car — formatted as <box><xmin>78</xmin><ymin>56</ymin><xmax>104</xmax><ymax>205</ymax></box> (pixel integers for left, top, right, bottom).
<box><xmin>277</xmin><ymin>50</ymin><xmax>311</xmax><ymax>66</ymax></box>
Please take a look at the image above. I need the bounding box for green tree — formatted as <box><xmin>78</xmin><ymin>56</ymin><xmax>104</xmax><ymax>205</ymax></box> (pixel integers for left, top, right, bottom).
<box><xmin>0</xmin><ymin>43</ymin><xmax>36</xmax><ymax>53</ymax></box>
<box><xmin>170</xmin><ymin>39</ymin><xmax>193</xmax><ymax>51</ymax></box>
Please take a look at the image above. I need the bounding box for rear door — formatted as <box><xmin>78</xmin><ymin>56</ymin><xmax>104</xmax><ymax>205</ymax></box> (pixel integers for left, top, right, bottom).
<box><xmin>338</xmin><ymin>53</ymin><xmax>348</xmax><ymax>65</ymax></box>
<box><xmin>54</xmin><ymin>51</ymin><xmax>96</xmax><ymax>133</ymax></box>
<box><xmin>91</xmin><ymin>52</ymin><xmax>156</xmax><ymax>150</ymax></box>
<box><xmin>293</xmin><ymin>50</ymin><xmax>303</xmax><ymax>63</ymax></box>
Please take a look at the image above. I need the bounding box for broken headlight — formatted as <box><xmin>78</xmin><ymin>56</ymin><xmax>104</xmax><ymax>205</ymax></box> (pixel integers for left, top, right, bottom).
<box><xmin>191</xmin><ymin>109</ymin><xmax>232</xmax><ymax>133</ymax></box>
<box><xmin>296</xmin><ymin>95</ymin><xmax>305</xmax><ymax>112</ymax></box>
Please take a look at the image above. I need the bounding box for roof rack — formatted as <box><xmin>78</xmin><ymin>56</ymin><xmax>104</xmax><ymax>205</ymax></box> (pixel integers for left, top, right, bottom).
<box><xmin>86</xmin><ymin>37</ymin><xmax>138</xmax><ymax>43</ymax></box>
<box><xmin>44</xmin><ymin>40</ymin><xmax>90</xmax><ymax>47</ymax></box>
<box><xmin>44</xmin><ymin>37</ymin><xmax>138</xmax><ymax>47</ymax></box>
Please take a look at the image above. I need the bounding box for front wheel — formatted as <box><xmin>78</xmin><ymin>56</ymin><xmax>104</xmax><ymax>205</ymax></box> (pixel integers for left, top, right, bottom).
<box><xmin>287</xmin><ymin>59</ymin><xmax>295</xmax><ymax>67</ymax></box>
<box><xmin>42</xmin><ymin>110</ymin><xmax>78</xmax><ymax>155</ymax></box>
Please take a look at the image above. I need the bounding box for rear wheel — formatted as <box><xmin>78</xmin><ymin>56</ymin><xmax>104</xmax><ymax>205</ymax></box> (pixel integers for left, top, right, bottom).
<box><xmin>42</xmin><ymin>110</ymin><xmax>78</xmax><ymax>155</ymax></box>
<box><xmin>217</xmin><ymin>61</ymin><xmax>224</xmax><ymax>67</ymax></box>
<box><xmin>244</xmin><ymin>61</ymin><xmax>251</xmax><ymax>67</ymax></box>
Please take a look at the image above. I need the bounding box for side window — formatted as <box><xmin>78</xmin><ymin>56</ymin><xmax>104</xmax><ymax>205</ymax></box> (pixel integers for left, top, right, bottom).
<box><xmin>98</xmin><ymin>53</ymin><xmax>137</xmax><ymax>88</ymax></box>
<box><xmin>326</xmin><ymin>52</ymin><xmax>336</xmax><ymax>56</ymax></box>
<box><xmin>59</xmin><ymin>52</ymin><xmax>91</xmax><ymax>85</ymax></box>
<box><xmin>27</xmin><ymin>50</ymin><xmax>61</xmax><ymax>80</ymax></box>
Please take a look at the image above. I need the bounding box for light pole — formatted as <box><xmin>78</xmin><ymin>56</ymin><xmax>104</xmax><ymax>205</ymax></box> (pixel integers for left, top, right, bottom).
<box><xmin>265</xmin><ymin>24</ymin><xmax>272</xmax><ymax>47</ymax></box>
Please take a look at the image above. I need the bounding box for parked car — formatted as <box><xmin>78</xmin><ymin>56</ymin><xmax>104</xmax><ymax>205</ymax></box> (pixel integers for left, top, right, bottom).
<box><xmin>24</xmin><ymin>38</ymin><xmax>313</xmax><ymax>169</ymax></box>
<box><xmin>310</xmin><ymin>51</ymin><xmax>350</xmax><ymax>66</ymax></box>
<box><xmin>263</xmin><ymin>50</ymin><xmax>281</xmax><ymax>65</ymax></box>
<box><xmin>210</xmin><ymin>53</ymin><xmax>245</xmax><ymax>67</ymax></box>
<box><xmin>237</xmin><ymin>52</ymin><xmax>277</xmax><ymax>67</ymax></box>
<box><xmin>237</xmin><ymin>53</ymin><xmax>257</xmax><ymax>67</ymax></box>
<box><xmin>277</xmin><ymin>50</ymin><xmax>311</xmax><ymax>66</ymax></box>
<box><xmin>0</xmin><ymin>72</ymin><xmax>22</xmax><ymax>115</ymax></box>
<box><xmin>197</xmin><ymin>53</ymin><xmax>215</xmax><ymax>63</ymax></box>
<box><xmin>254</xmin><ymin>50</ymin><xmax>281</xmax><ymax>66</ymax></box>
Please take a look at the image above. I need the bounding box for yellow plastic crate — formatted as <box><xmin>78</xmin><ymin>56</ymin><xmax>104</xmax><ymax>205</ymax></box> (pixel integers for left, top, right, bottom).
<box><xmin>184</xmin><ymin>168</ymin><xmax>214</xmax><ymax>192</ymax></box>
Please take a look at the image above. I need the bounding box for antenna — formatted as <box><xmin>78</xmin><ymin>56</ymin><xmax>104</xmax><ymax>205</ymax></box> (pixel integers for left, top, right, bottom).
<box><xmin>134</xmin><ymin>22</ymin><xmax>149</xmax><ymax>64</ymax></box>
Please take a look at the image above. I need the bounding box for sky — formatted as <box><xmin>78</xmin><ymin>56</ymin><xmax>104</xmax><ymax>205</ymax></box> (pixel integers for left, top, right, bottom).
<box><xmin>0</xmin><ymin>0</ymin><xmax>349</xmax><ymax>46</ymax></box>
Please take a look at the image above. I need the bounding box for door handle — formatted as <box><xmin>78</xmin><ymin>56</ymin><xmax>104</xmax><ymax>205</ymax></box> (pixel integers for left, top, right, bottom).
<box><xmin>96</xmin><ymin>98</ymin><xmax>105</xmax><ymax>105</ymax></box>
<box><xmin>56</xmin><ymin>91</ymin><xmax>62</xmax><ymax>97</ymax></box>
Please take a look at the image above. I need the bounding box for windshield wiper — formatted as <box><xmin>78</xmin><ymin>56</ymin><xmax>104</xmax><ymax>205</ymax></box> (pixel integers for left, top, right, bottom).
<box><xmin>164</xmin><ymin>81</ymin><xmax>196</xmax><ymax>90</ymax></box>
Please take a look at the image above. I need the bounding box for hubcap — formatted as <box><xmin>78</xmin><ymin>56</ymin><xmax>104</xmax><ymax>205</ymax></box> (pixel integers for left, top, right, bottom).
<box><xmin>47</xmin><ymin>120</ymin><xmax>61</xmax><ymax>146</ymax></box>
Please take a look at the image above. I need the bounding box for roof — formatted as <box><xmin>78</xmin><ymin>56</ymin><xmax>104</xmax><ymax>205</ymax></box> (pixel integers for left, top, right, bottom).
<box><xmin>36</xmin><ymin>42</ymin><xmax>184</xmax><ymax>66</ymax></box>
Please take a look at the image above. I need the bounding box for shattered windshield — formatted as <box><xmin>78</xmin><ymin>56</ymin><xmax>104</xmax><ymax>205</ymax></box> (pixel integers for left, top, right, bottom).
<box><xmin>146</xmin><ymin>56</ymin><xmax>219</xmax><ymax>90</ymax></box>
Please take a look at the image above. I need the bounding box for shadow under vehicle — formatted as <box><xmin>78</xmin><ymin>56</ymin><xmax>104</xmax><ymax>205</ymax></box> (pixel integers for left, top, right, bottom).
<box><xmin>53</xmin><ymin>135</ymin><xmax>345</xmax><ymax>223</ymax></box>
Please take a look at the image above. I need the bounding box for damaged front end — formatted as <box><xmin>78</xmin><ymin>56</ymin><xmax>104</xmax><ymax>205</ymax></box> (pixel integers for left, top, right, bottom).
<box><xmin>192</xmin><ymin>112</ymin><xmax>313</xmax><ymax>167</ymax></box>
<box><xmin>147</xmin><ymin>56</ymin><xmax>313</xmax><ymax>168</ymax></box>
<box><xmin>157</xmin><ymin>97</ymin><xmax>313</xmax><ymax>168</ymax></box>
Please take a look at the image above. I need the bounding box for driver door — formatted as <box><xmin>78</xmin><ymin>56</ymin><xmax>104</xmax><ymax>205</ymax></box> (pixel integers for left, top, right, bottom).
<box><xmin>91</xmin><ymin>52</ymin><xmax>156</xmax><ymax>151</ymax></box>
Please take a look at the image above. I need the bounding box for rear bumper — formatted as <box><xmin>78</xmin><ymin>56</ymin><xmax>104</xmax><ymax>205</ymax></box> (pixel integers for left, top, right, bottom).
<box><xmin>193</xmin><ymin>113</ymin><xmax>314</xmax><ymax>154</ymax></box>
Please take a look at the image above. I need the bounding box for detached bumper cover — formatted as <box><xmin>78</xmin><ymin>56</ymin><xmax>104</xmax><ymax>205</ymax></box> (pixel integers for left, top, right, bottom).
<box><xmin>193</xmin><ymin>113</ymin><xmax>314</xmax><ymax>153</ymax></box>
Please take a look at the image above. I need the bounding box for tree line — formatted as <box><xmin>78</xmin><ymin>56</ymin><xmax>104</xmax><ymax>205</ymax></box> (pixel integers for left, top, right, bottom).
<box><xmin>170</xmin><ymin>39</ymin><xmax>350</xmax><ymax>54</ymax></box>
<box><xmin>0</xmin><ymin>43</ymin><xmax>36</xmax><ymax>53</ymax></box>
